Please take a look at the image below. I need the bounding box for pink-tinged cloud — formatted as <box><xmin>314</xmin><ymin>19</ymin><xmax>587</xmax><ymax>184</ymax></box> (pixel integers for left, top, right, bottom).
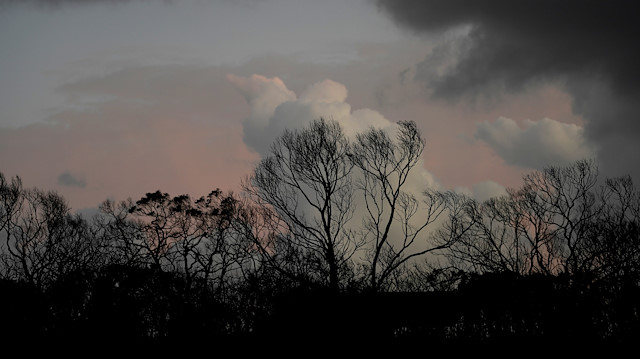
<box><xmin>372</xmin><ymin>74</ymin><xmax>588</xmax><ymax>195</ymax></box>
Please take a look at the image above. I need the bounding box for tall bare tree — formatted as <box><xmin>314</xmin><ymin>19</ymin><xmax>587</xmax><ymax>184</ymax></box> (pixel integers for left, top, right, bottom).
<box><xmin>244</xmin><ymin>118</ymin><xmax>361</xmax><ymax>291</ymax></box>
<box><xmin>350</xmin><ymin>121</ymin><xmax>454</xmax><ymax>291</ymax></box>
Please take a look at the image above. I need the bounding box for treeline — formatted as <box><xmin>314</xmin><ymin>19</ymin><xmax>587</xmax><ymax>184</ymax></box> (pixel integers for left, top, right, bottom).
<box><xmin>1</xmin><ymin>119</ymin><xmax>639</xmax><ymax>346</ymax></box>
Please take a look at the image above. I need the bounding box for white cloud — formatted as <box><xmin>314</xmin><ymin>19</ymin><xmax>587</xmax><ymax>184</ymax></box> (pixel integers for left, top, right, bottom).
<box><xmin>229</xmin><ymin>74</ymin><xmax>396</xmax><ymax>155</ymax></box>
<box><xmin>475</xmin><ymin>117</ymin><xmax>593</xmax><ymax>169</ymax></box>
<box><xmin>228</xmin><ymin>73</ymin><xmax>440</xmax><ymax>191</ymax></box>
<box><xmin>227</xmin><ymin>74</ymin><xmax>297</xmax><ymax>156</ymax></box>
<box><xmin>299</xmin><ymin>79</ymin><xmax>348</xmax><ymax>103</ymax></box>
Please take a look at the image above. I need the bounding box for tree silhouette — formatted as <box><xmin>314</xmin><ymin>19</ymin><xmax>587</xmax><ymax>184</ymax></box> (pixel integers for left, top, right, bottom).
<box><xmin>244</xmin><ymin>118</ymin><xmax>360</xmax><ymax>291</ymax></box>
<box><xmin>350</xmin><ymin>121</ymin><xmax>456</xmax><ymax>291</ymax></box>
<box><xmin>2</xmin><ymin>150</ymin><xmax>640</xmax><ymax>344</ymax></box>
<box><xmin>1</xmin><ymin>173</ymin><xmax>100</xmax><ymax>289</ymax></box>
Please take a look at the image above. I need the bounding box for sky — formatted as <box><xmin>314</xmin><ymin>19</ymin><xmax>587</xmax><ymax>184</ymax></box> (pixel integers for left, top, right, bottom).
<box><xmin>0</xmin><ymin>0</ymin><xmax>637</xmax><ymax>213</ymax></box>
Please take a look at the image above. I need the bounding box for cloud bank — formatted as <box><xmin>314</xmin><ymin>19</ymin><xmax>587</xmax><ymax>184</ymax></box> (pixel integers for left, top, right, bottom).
<box><xmin>475</xmin><ymin>117</ymin><xmax>593</xmax><ymax>170</ymax></box>
<box><xmin>228</xmin><ymin>74</ymin><xmax>398</xmax><ymax>157</ymax></box>
<box><xmin>376</xmin><ymin>0</ymin><xmax>640</xmax><ymax>179</ymax></box>
<box><xmin>228</xmin><ymin>73</ymin><xmax>439</xmax><ymax>193</ymax></box>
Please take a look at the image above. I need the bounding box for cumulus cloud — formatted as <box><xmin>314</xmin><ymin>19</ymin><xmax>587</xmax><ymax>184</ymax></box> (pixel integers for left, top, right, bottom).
<box><xmin>228</xmin><ymin>74</ymin><xmax>440</xmax><ymax>191</ymax></box>
<box><xmin>299</xmin><ymin>79</ymin><xmax>348</xmax><ymax>103</ymax></box>
<box><xmin>227</xmin><ymin>74</ymin><xmax>298</xmax><ymax>156</ymax></box>
<box><xmin>58</xmin><ymin>171</ymin><xmax>86</xmax><ymax>188</ymax></box>
<box><xmin>228</xmin><ymin>74</ymin><xmax>401</xmax><ymax>157</ymax></box>
<box><xmin>230</xmin><ymin>74</ymin><xmax>446</xmax><ymax>257</ymax></box>
<box><xmin>375</xmin><ymin>0</ymin><xmax>640</xmax><ymax>180</ymax></box>
<box><xmin>475</xmin><ymin>117</ymin><xmax>593</xmax><ymax>170</ymax></box>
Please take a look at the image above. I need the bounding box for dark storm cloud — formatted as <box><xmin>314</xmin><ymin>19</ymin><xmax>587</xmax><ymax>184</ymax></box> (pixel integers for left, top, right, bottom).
<box><xmin>376</xmin><ymin>0</ymin><xmax>640</xmax><ymax>97</ymax></box>
<box><xmin>376</xmin><ymin>0</ymin><xmax>640</xmax><ymax>179</ymax></box>
<box><xmin>58</xmin><ymin>171</ymin><xmax>86</xmax><ymax>188</ymax></box>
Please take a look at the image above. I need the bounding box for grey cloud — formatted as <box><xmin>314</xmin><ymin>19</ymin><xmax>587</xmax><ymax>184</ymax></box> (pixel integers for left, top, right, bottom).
<box><xmin>58</xmin><ymin>171</ymin><xmax>86</xmax><ymax>188</ymax></box>
<box><xmin>376</xmin><ymin>0</ymin><xmax>640</xmax><ymax>179</ymax></box>
<box><xmin>475</xmin><ymin>117</ymin><xmax>593</xmax><ymax>170</ymax></box>
<box><xmin>376</xmin><ymin>0</ymin><xmax>640</xmax><ymax>95</ymax></box>
<box><xmin>456</xmin><ymin>180</ymin><xmax>506</xmax><ymax>203</ymax></box>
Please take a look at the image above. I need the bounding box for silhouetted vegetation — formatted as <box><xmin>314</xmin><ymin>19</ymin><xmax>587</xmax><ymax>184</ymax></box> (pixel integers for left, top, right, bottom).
<box><xmin>2</xmin><ymin>119</ymin><xmax>639</xmax><ymax>348</ymax></box>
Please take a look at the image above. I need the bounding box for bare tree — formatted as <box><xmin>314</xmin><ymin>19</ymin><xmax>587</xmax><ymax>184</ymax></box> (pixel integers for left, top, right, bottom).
<box><xmin>0</xmin><ymin>173</ymin><xmax>22</xmax><ymax>278</ymax></box>
<box><xmin>521</xmin><ymin>159</ymin><xmax>604</xmax><ymax>276</ymax></box>
<box><xmin>98</xmin><ymin>189</ymin><xmax>245</xmax><ymax>297</ymax></box>
<box><xmin>190</xmin><ymin>190</ymin><xmax>242</xmax><ymax>297</ymax></box>
<box><xmin>350</xmin><ymin>121</ymin><xmax>454</xmax><ymax>291</ymax></box>
<box><xmin>244</xmin><ymin>118</ymin><xmax>361</xmax><ymax>291</ymax></box>
<box><xmin>440</xmin><ymin>192</ymin><xmax>555</xmax><ymax>275</ymax></box>
<box><xmin>585</xmin><ymin>175</ymin><xmax>640</xmax><ymax>288</ymax></box>
<box><xmin>0</xmin><ymin>173</ymin><xmax>99</xmax><ymax>288</ymax></box>
<box><xmin>96</xmin><ymin>198</ymin><xmax>148</xmax><ymax>267</ymax></box>
<box><xmin>439</xmin><ymin>159</ymin><xmax>640</xmax><ymax>284</ymax></box>
<box><xmin>126</xmin><ymin>191</ymin><xmax>182</xmax><ymax>272</ymax></box>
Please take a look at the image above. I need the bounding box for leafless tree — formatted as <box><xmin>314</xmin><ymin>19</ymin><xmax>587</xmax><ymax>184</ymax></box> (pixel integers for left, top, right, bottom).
<box><xmin>0</xmin><ymin>173</ymin><xmax>100</xmax><ymax>288</ymax></box>
<box><xmin>97</xmin><ymin>189</ymin><xmax>246</xmax><ymax>297</ymax></box>
<box><xmin>439</xmin><ymin>191</ymin><xmax>558</xmax><ymax>275</ymax></box>
<box><xmin>350</xmin><ymin>121</ymin><xmax>455</xmax><ymax>291</ymax></box>
<box><xmin>0</xmin><ymin>173</ymin><xmax>22</xmax><ymax>278</ymax></box>
<box><xmin>95</xmin><ymin>198</ymin><xmax>148</xmax><ymax>267</ymax></box>
<box><xmin>439</xmin><ymin>159</ymin><xmax>640</xmax><ymax>287</ymax></box>
<box><xmin>585</xmin><ymin>175</ymin><xmax>640</xmax><ymax>288</ymax></box>
<box><xmin>244</xmin><ymin>118</ymin><xmax>361</xmax><ymax>291</ymax></box>
<box><xmin>521</xmin><ymin>159</ymin><xmax>604</xmax><ymax>276</ymax></box>
<box><xmin>190</xmin><ymin>190</ymin><xmax>243</xmax><ymax>297</ymax></box>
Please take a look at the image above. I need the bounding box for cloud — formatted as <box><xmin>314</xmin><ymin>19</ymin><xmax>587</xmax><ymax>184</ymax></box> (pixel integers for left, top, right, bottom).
<box><xmin>471</xmin><ymin>181</ymin><xmax>506</xmax><ymax>202</ymax></box>
<box><xmin>230</xmin><ymin>73</ymin><xmax>446</xmax><ymax>257</ymax></box>
<box><xmin>475</xmin><ymin>117</ymin><xmax>592</xmax><ymax>170</ymax></box>
<box><xmin>228</xmin><ymin>74</ymin><xmax>402</xmax><ymax>158</ymax></box>
<box><xmin>375</xmin><ymin>0</ymin><xmax>640</xmax><ymax>95</ymax></box>
<box><xmin>299</xmin><ymin>79</ymin><xmax>348</xmax><ymax>103</ymax></box>
<box><xmin>58</xmin><ymin>171</ymin><xmax>86</xmax><ymax>188</ymax></box>
<box><xmin>456</xmin><ymin>180</ymin><xmax>506</xmax><ymax>203</ymax></box>
<box><xmin>228</xmin><ymin>73</ymin><xmax>440</xmax><ymax>190</ymax></box>
<box><xmin>375</xmin><ymin>0</ymin><xmax>640</xmax><ymax>180</ymax></box>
